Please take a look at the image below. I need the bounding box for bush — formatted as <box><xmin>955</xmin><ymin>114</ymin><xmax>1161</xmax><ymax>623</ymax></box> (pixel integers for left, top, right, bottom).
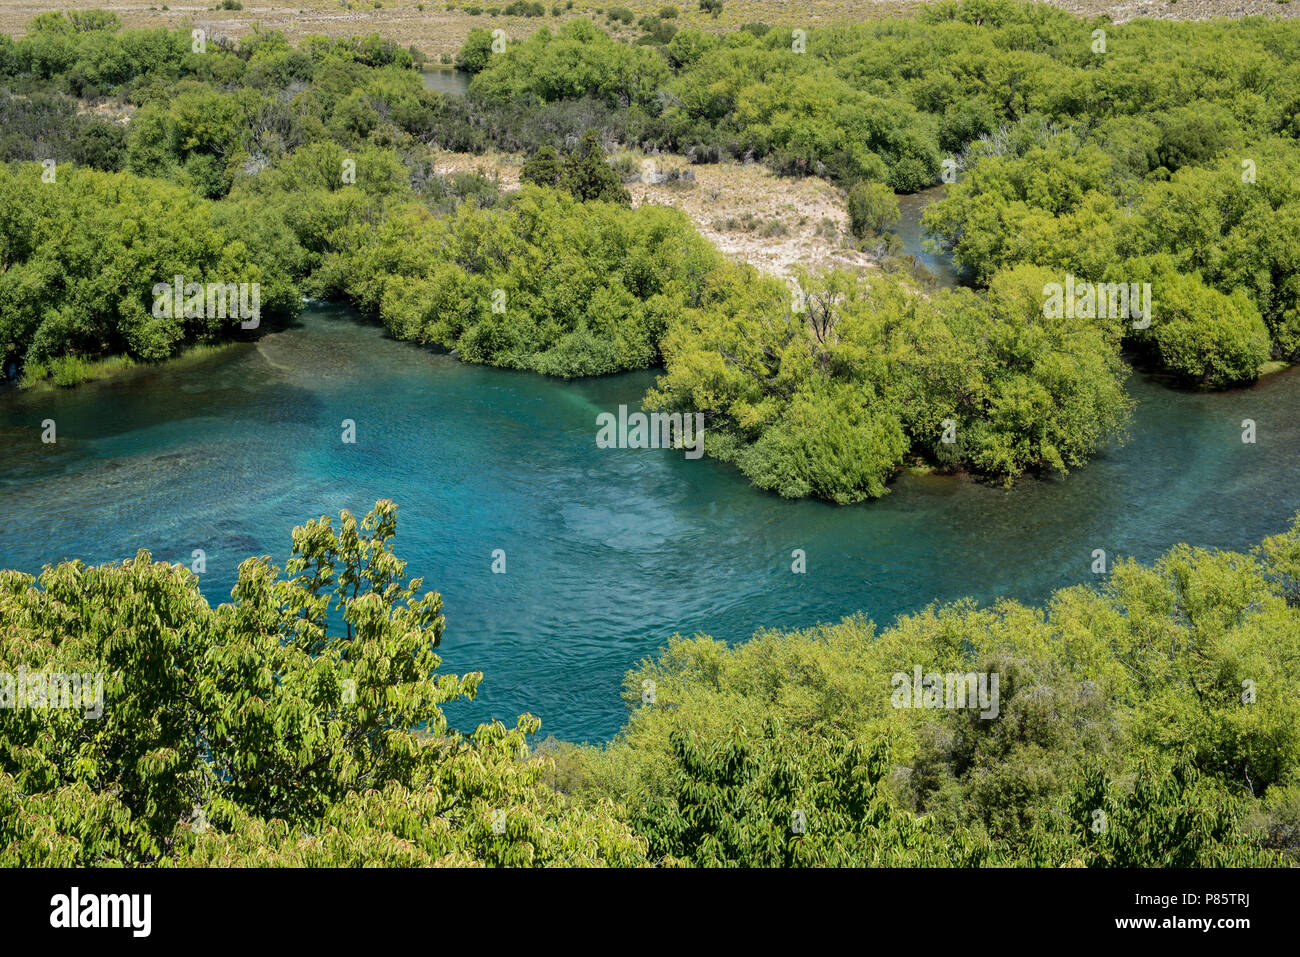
<box><xmin>846</xmin><ymin>181</ymin><xmax>900</xmax><ymax>238</ymax></box>
<box><xmin>333</xmin><ymin>183</ymin><xmax>714</xmax><ymax>377</ymax></box>
<box><xmin>455</xmin><ymin>27</ymin><xmax>495</xmax><ymax>73</ymax></box>
<box><xmin>0</xmin><ymin>501</ymin><xmax>649</xmax><ymax>866</ymax></box>
<box><xmin>521</xmin><ymin>131</ymin><xmax>630</xmax><ymax>205</ymax></box>
<box><xmin>1130</xmin><ymin>263</ymin><xmax>1272</xmax><ymax>387</ymax></box>
<box><xmin>647</xmin><ymin>262</ymin><xmax>1132</xmax><ymax>501</ymax></box>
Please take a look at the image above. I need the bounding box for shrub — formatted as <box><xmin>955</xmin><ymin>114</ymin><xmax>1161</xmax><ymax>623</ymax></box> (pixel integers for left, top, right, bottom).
<box><xmin>847</xmin><ymin>181</ymin><xmax>901</xmax><ymax>238</ymax></box>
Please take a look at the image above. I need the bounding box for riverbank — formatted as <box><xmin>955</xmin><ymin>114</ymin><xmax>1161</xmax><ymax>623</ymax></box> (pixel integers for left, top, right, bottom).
<box><xmin>13</xmin><ymin>339</ymin><xmax>264</xmax><ymax>392</ymax></box>
<box><xmin>4</xmin><ymin>303</ymin><xmax>1299</xmax><ymax>741</ymax></box>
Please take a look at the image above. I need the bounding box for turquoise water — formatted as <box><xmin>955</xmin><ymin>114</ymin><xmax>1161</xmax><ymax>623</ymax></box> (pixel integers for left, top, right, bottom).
<box><xmin>2</xmin><ymin>304</ymin><xmax>1298</xmax><ymax>741</ymax></box>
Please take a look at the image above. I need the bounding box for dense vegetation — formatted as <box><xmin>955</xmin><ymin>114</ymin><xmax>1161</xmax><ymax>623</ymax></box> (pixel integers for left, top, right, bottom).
<box><xmin>557</xmin><ymin>508</ymin><xmax>1300</xmax><ymax>866</ymax></box>
<box><xmin>923</xmin><ymin>135</ymin><xmax>1299</xmax><ymax>387</ymax></box>
<box><xmin>0</xmin><ymin>2</ymin><xmax>1296</xmax><ymax>504</ymax></box>
<box><xmin>0</xmin><ymin>163</ymin><xmax>296</xmax><ymax>376</ymax></box>
<box><xmin>0</xmin><ymin>501</ymin><xmax>646</xmax><ymax>865</ymax></box>
<box><xmin>5</xmin><ymin>500</ymin><xmax>1299</xmax><ymax>865</ymax></box>
<box><xmin>455</xmin><ymin>4</ymin><xmax>1300</xmax><ymax>386</ymax></box>
<box><xmin>647</xmin><ymin>263</ymin><xmax>1132</xmax><ymax>501</ymax></box>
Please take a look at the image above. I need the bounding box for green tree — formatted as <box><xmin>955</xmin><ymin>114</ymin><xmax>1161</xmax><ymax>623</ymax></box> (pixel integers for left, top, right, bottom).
<box><xmin>455</xmin><ymin>27</ymin><xmax>496</xmax><ymax>74</ymax></box>
<box><xmin>520</xmin><ymin>143</ymin><xmax>563</xmax><ymax>188</ymax></box>
<box><xmin>560</xmin><ymin>130</ymin><xmax>630</xmax><ymax>204</ymax></box>
<box><xmin>0</xmin><ymin>501</ymin><xmax>648</xmax><ymax>866</ymax></box>
<box><xmin>1056</xmin><ymin>758</ymin><xmax>1273</xmax><ymax>867</ymax></box>
<box><xmin>637</xmin><ymin>724</ymin><xmax>964</xmax><ymax>866</ymax></box>
<box><xmin>846</xmin><ymin>180</ymin><xmax>900</xmax><ymax>238</ymax></box>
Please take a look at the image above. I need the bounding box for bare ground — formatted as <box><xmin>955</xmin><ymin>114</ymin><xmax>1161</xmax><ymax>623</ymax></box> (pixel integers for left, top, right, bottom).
<box><xmin>434</xmin><ymin>149</ymin><xmax>870</xmax><ymax>279</ymax></box>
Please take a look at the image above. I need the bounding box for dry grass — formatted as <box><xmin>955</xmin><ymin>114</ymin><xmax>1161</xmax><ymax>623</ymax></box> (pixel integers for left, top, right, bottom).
<box><xmin>433</xmin><ymin>148</ymin><xmax>524</xmax><ymax>185</ymax></box>
<box><xmin>432</xmin><ymin>148</ymin><xmax>870</xmax><ymax>278</ymax></box>
<box><xmin>627</xmin><ymin>155</ymin><xmax>875</xmax><ymax>280</ymax></box>
<box><xmin>2</xmin><ymin>1</ymin><xmax>1295</xmax><ymax>59</ymax></box>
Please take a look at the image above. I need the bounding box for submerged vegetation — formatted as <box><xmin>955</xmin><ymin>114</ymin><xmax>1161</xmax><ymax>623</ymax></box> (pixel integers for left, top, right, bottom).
<box><xmin>4</xmin><ymin>500</ymin><xmax>1299</xmax><ymax>866</ymax></box>
<box><xmin>2</xmin><ymin>5</ymin><xmax>1298</xmax><ymax>499</ymax></box>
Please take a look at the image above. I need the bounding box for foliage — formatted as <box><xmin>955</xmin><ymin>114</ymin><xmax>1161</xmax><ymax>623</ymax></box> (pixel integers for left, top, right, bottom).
<box><xmin>328</xmin><ymin>184</ymin><xmax>716</xmax><ymax>377</ymax></box>
<box><xmin>0</xmin><ymin>163</ymin><xmax>297</xmax><ymax>370</ymax></box>
<box><xmin>646</xmin><ymin>263</ymin><xmax>1132</xmax><ymax>501</ymax></box>
<box><xmin>521</xmin><ymin>130</ymin><xmax>630</xmax><ymax>205</ymax></box>
<box><xmin>0</xmin><ymin>501</ymin><xmax>647</xmax><ymax>866</ymax></box>
<box><xmin>635</xmin><ymin>724</ymin><xmax>968</xmax><ymax>866</ymax></box>
<box><xmin>466</xmin><ymin>19</ymin><xmax>668</xmax><ymax>110</ymax></box>
<box><xmin>558</xmin><ymin>514</ymin><xmax>1300</xmax><ymax>866</ymax></box>
<box><xmin>1115</xmin><ymin>255</ymin><xmax>1271</xmax><ymax>388</ymax></box>
<box><xmin>922</xmin><ymin>134</ymin><xmax>1300</xmax><ymax>381</ymax></box>
<box><xmin>846</xmin><ymin>180</ymin><xmax>900</xmax><ymax>238</ymax></box>
<box><xmin>0</xmin><ymin>91</ymin><xmax>126</xmax><ymax>170</ymax></box>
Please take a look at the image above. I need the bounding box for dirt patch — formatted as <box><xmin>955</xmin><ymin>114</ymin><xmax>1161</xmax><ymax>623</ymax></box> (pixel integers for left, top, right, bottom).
<box><xmin>76</xmin><ymin>99</ymin><xmax>136</xmax><ymax>123</ymax></box>
<box><xmin>627</xmin><ymin>157</ymin><xmax>872</xmax><ymax>280</ymax></box>
<box><xmin>433</xmin><ymin>148</ymin><xmax>523</xmax><ymax>186</ymax></box>
<box><xmin>433</xmin><ymin>148</ymin><xmax>869</xmax><ymax>279</ymax></box>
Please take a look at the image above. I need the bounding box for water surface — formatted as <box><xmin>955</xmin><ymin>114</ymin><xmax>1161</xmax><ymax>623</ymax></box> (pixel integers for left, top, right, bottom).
<box><xmin>2</xmin><ymin>305</ymin><xmax>1297</xmax><ymax>741</ymax></box>
<box><xmin>895</xmin><ymin>185</ymin><xmax>960</xmax><ymax>286</ymax></box>
<box><xmin>421</xmin><ymin>68</ymin><xmax>472</xmax><ymax>97</ymax></box>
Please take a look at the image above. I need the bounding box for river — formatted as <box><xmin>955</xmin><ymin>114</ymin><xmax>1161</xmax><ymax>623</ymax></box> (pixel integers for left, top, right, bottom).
<box><xmin>895</xmin><ymin>185</ymin><xmax>960</xmax><ymax>286</ymax></box>
<box><xmin>421</xmin><ymin>67</ymin><xmax>472</xmax><ymax>96</ymax></box>
<box><xmin>2</xmin><ymin>296</ymin><xmax>1298</xmax><ymax>741</ymax></box>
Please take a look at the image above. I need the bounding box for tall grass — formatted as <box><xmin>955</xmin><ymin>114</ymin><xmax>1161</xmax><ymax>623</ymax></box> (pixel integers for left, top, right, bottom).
<box><xmin>20</xmin><ymin>354</ymin><xmax>136</xmax><ymax>389</ymax></box>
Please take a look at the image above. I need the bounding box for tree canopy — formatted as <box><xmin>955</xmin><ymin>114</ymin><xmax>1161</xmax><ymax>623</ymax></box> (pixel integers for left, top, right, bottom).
<box><xmin>6</xmin><ymin>503</ymin><xmax>1299</xmax><ymax>866</ymax></box>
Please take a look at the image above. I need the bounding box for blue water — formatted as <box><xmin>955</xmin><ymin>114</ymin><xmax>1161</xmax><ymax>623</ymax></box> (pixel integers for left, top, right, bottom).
<box><xmin>2</xmin><ymin>303</ymin><xmax>1298</xmax><ymax>741</ymax></box>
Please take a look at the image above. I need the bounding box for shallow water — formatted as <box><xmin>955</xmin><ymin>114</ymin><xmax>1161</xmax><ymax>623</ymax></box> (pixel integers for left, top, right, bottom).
<box><xmin>895</xmin><ymin>185</ymin><xmax>960</xmax><ymax>287</ymax></box>
<box><xmin>421</xmin><ymin>68</ymin><xmax>472</xmax><ymax>97</ymax></box>
<box><xmin>2</xmin><ymin>304</ymin><xmax>1298</xmax><ymax>742</ymax></box>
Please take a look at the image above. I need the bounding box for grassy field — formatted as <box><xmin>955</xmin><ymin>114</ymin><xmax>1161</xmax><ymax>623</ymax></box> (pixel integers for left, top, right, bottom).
<box><xmin>2</xmin><ymin>1</ymin><xmax>1296</xmax><ymax>58</ymax></box>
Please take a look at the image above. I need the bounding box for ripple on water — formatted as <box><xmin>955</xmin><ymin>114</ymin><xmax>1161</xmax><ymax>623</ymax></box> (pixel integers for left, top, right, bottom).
<box><xmin>3</xmin><ymin>309</ymin><xmax>1299</xmax><ymax>742</ymax></box>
